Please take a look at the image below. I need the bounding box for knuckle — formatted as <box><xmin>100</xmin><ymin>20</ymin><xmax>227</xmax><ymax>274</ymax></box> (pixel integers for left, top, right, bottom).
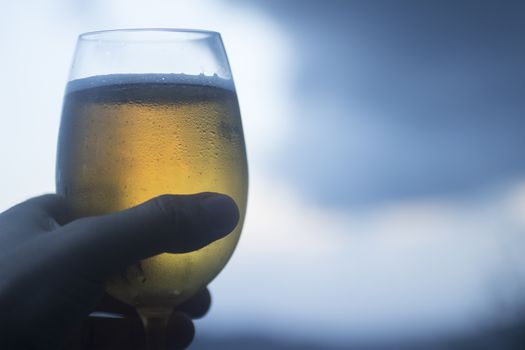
<box><xmin>66</xmin><ymin>216</ymin><xmax>97</xmax><ymax>234</ymax></box>
<box><xmin>150</xmin><ymin>195</ymin><xmax>204</xmax><ymax>252</ymax></box>
<box><xmin>151</xmin><ymin>195</ymin><xmax>183</xmax><ymax>231</ymax></box>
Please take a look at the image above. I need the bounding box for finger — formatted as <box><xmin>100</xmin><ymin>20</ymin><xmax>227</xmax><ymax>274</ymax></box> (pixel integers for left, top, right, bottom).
<box><xmin>0</xmin><ymin>194</ymin><xmax>73</xmax><ymax>232</ymax></box>
<box><xmin>57</xmin><ymin>193</ymin><xmax>239</xmax><ymax>276</ymax></box>
<box><xmin>167</xmin><ymin>312</ymin><xmax>195</xmax><ymax>350</ymax></box>
<box><xmin>175</xmin><ymin>288</ymin><xmax>211</xmax><ymax>319</ymax></box>
<box><xmin>65</xmin><ymin>313</ymin><xmax>145</xmax><ymax>349</ymax></box>
<box><xmin>92</xmin><ymin>293</ymin><xmax>137</xmax><ymax>317</ymax></box>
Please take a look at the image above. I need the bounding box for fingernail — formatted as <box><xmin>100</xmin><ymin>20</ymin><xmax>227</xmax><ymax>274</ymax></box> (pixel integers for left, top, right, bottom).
<box><xmin>201</xmin><ymin>194</ymin><xmax>240</xmax><ymax>236</ymax></box>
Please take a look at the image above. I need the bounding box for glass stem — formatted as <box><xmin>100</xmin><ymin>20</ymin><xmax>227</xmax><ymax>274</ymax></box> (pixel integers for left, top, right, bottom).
<box><xmin>138</xmin><ymin>308</ymin><xmax>172</xmax><ymax>350</ymax></box>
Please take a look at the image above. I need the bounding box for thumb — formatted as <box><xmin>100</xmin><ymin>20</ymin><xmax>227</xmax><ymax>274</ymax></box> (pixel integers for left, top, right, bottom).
<box><xmin>56</xmin><ymin>193</ymin><xmax>239</xmax><ymax>276</ymax></box>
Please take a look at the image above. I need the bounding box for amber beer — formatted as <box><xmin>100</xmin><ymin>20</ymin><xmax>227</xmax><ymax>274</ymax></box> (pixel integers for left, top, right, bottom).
<box><xmin>57</xmin><ymin>74</ymin><xmax>248</xmax><ymax>308</ymax></box>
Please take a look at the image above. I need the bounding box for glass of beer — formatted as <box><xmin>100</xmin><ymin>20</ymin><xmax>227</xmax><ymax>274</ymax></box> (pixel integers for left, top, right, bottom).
<box><xmin>56</xmin><ymin>29</ymin><xmax>248</xmax><ymax>349</ymax></box>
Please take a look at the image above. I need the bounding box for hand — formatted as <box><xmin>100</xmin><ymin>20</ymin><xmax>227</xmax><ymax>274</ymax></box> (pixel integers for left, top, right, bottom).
<box><xmin>0</xmin><ymin>193</ymin><xmax>239</xmax><ymax>349</ymax></box>
<box><xmin>64</xmin><ymin>288</ymin><xmax>212</xmax><ymax>349</ymax></box>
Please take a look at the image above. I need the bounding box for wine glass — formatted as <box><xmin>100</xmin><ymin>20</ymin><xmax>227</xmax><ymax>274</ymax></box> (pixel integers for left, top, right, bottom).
<box><xmin>56</xmin><ymin>29</ymin><xmax>248</xmax><ymax>349</ymax></box>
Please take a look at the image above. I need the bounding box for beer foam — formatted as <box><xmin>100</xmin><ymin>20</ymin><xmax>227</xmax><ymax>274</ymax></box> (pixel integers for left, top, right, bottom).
<box><xmin>67</xmin><ymin>73</ymin><xmax>235</xmax><ymax>93</ymax></box>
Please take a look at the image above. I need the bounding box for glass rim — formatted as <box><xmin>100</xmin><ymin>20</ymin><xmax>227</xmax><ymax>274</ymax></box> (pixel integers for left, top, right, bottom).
<box><xmin>78</xmin><ymin>28</ymin><xmax>221</xmax><ymax>42</ymax></box>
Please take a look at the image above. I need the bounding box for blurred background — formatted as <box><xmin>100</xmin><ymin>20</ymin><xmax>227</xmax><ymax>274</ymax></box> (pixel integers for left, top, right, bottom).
<box><xmin>1</xmin><ymin>0</ymin><xmax>525</xmax><ymax>348</ymax></box>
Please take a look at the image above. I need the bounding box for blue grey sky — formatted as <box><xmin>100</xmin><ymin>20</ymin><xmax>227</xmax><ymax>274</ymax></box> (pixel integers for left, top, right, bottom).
<box><xmin>237</xmin><ymin>0</ymin><xmax>525</xmax><ymax>206</ymax></box>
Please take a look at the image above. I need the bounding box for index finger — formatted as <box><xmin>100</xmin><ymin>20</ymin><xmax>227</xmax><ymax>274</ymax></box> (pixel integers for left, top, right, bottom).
<box><xmin>53</xmin><ymin>193</ymin><xmax>239</xmax><ymax>279</ymax></box>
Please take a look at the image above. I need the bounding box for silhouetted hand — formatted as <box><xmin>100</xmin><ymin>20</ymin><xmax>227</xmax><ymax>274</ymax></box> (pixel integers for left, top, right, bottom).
<box><xmin>0</xmin><ymin>193</ymin><xmax>239</xmax><ymax>349</ymax></box>
<box><xmin>64</xmin><ymin>287</ymin><xmax>213</xmax><ymax>349</ymax></box>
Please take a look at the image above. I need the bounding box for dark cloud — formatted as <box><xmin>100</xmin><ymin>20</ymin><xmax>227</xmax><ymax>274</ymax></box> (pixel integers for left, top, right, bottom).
<box><xmin>234</xmin><ymin>0</ymin><xmax>525</xmax><ymax>206</ymax></box>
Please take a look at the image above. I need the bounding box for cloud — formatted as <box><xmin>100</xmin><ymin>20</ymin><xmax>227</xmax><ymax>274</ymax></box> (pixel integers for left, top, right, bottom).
<box><xmin>203</xmin><ymin>173</ymin><xmax>525</xmax><ymax>342</ymax></box>
<box><xmin>249</xmin><ymin>0</ymin><xmax>525</xmax><ymax>205</ymax></box>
